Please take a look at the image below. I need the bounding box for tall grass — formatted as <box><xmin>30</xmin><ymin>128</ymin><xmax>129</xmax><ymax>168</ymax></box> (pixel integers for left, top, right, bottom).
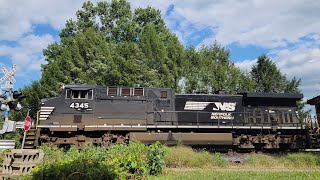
<box><xmin>246</xmin><ymin>153</ymin><xmax>320</xmax><ymax>168</ymax></box>
<box><xmin>165</xmin><ymin>146</ymin><xmax>227</xmax><ymax>168</ymax></box>
<box><xmin>165</xmin><ymin>146</ymin><xmax>320</xmax><ymax>169</ymax></box>
<box><xmin>149</xmin><ymin>170</ymin><xmax>320</xmax><ymax>180</ymax></box>
<box><xmin>0</xmin><ymin>149</ymin><xmax>6</xmax><ymax>165</ymax></box>
<box><xmin>283</xmin><ymin>153</ymin><xmax>320</xmax><ymax>168</ymax></box>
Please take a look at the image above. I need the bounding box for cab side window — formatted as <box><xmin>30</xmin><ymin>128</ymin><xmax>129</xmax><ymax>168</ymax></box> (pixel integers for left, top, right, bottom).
<box><xmin>65</xmin><ymin>89</ymin><xmax>93</xmax><ymax>99</ymax></box>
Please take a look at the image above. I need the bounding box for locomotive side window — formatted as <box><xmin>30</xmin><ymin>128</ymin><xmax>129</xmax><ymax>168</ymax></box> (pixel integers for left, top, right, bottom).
<box><xmin>66</xmin><ymin>89</ymin><xmax>93</xmax><ymax>99</ymax></box>
<box><xmin>160</xmin><ymin>91</ymin><xmax>167</xmax><ymax>99</ymax></box>
<box><xmin>65</xmin><ymin>89</ymin><xmax>71</xmax><ymax>99</ymax></box>
<box><xmin>87</xmin><ymin>90</ymin><xmax>93</xmax><ymax>99</ymax></box>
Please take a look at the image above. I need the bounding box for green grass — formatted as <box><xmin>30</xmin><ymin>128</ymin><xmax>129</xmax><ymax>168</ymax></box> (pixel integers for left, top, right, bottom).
<box><xmin>165</xmin><ymin>146</ymin><xmax>227</xmax><ymax>168</ymax></box>
<box><xmin>245</xmin><ymin>153</ymin><xmax>320</xmax><ymax>168</ymax></box>
<box><xmin>0</xmin><ymin>149</ymin><xmax>6</xmax><ymax>165</ymax></box>
<box><xmin>165</xmin><ymin>146</ymin><xmax>320</xmax><ymax>169</ymax></box>
<box><xmin>149</xmin><ymin>170</ymin><xmax>320</xmax><ymax>180</ymax></box>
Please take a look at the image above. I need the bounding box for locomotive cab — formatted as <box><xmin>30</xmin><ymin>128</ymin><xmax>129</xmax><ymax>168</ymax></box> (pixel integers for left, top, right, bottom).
<box><xmin>39</xmin><ymin>84</ymin><xmax>96</xmax><ymax>131</ymax></box>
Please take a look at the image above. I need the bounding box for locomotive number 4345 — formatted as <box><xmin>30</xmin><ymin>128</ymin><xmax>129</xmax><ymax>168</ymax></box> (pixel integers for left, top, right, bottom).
<box><xmin>70</xmin><ymin>102</ymin><xmax>89</xmax><ymax>109</ymax></box>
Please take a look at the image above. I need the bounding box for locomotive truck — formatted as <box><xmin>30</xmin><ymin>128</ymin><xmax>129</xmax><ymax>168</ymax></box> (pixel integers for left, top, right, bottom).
<box><xmin>22</xmin><ymin>84</ymin><xmax>309</xmax><ymax>151</ymax></box>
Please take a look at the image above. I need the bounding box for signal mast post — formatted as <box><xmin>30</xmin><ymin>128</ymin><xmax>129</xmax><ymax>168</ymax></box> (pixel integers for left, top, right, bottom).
<box><xmin>0</xmin><ymin>64</ymin><xmax>22</xmax><ymax>134</ymax></box>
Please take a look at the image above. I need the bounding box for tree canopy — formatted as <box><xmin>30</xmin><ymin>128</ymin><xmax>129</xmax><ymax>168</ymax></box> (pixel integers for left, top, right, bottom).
<box><xmin>40</xmin><ymin>0</ymin><xmax>257</xmax><ymax>97</ymax></box>
<box><xmin>250</xmin><ymin>54</ymin><xmax>301</xmax><ymax>93</ymax></box>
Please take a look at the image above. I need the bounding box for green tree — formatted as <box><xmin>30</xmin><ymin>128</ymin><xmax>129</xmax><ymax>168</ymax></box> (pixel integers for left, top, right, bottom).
<box><xmin>10</xmin><ymin>81</ymin><xmax>46</xmax><ymax>121</ymax></box>
<box><xmin>184</xmin><ymin>43</ymin><xmax>254</xmax><ymax>94</ymax></box>
<box><xmin>139</xmin><ymin>24</ymin><xmax>174</xmax><ymax>88</ymax></box>
<box><xmin>251</xmin><ymin>54</ymin><xmax>300</xmax><ymax>93</ymax></box>
<box><xmin>42</xmin><ymin>0</ymin><xmax>186</xmax><ymax>96</ymax></box>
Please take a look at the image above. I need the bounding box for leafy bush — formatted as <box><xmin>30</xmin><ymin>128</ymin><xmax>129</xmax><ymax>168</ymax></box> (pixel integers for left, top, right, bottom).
<box><xmin>28</xmin><ymin>142</ymin><xmax>166</xmax><ymax>180</ymax></box>
<box><xmin>165</xmin><ymin>146</ymin><xmax>227</xmax><ymax>168</ymax></box>
<box><xmin>148</xmin><ymin>142</ymin><xmax>166</xmax><ymax>175</ymax></box>
<box><xmin>105</xmin><ymin>141</ymin><xmax>166</xmax><ymax>179</ymax></box>
<box><xmin>30</xmin><ymin>144</ymin><xmax>114</xmax><ymax>180</ymax></box>
<box><xmin>106</xmin><ymin>142</ymin><xmax>149</xmax><ymax>179</ymax></box>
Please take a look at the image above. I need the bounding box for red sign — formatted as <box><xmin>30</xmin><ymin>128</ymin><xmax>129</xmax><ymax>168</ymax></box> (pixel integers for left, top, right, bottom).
<box><xmin>24</xmin><ymin>116</ymin><xmax>31</xmax><ymax>131</ymax></box>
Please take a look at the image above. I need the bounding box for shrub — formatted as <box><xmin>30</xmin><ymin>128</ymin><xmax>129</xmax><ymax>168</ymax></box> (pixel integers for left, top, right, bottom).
<box><xmin>106</xmin><ymin>142</ymin><xmax>149</xmax><ymax>179</ymax></box>
<box><xmin>30</xmin><ymin>144</ymin><xmax>115</xmax><ymax>180</ymax></box>
<box><xmin>28</xmin><ymin>142</ymin><xmax>166</xmax><ymax>180</ymax></box>
<box><xmin>148</xmin><ymin>142</ymin><xmax>166</xmax><ymax>175</ymax></box>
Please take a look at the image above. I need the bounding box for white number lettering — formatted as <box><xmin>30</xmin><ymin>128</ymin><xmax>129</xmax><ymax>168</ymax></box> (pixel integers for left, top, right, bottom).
<box><xmin>70</xmin><ymin>103</ymin><xmax>75</xmax><ymax>108</ymax></box>
<box><xmin>79</xmin><ymin>103</ymin><xmax>84</xmax><ymax>108</ymax></box>
<box><xmin>74</xmin><ymin>103</ymin><xmax>79</xmax><ymax>108</ymax></box>
<box><xmin>69</xmin><ymin>102</ymin><xmax>90</xmax><ymax>109</ymax></box>
<box><xmin>84</xmin><ymin>103</ymin><xmax>89</xmax><ymax>108</ymax></box>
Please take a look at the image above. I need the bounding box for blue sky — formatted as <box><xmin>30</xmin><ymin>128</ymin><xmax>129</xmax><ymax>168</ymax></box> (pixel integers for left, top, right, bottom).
<box><xmin>1</xmin><ymin>0</ymin><xmax>320</xmax><ymax>105</ymax></box>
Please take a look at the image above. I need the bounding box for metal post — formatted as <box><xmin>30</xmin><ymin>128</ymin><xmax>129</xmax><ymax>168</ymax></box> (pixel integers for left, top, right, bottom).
<box><xmin>21</xmin><ymin>131</ymin><xmax>26</xmax><ymax>149</ymax></box>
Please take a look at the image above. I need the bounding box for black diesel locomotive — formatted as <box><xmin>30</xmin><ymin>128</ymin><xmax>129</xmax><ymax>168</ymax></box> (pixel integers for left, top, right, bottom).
<box><xmin>28</xmin><ymin>84</ymin><xmax>308</xmax><ymax>150</ymax></box>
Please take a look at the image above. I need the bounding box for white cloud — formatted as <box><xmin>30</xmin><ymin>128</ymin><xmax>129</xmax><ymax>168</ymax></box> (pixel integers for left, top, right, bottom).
<box><xmin>129</xmin><ymin>1</ymin><xmax>171</xmax><ymax>13</ymax></box>
<box><xmin>0</xmin><ymin>0</ymin><xmax>85</xmax><ymax>40</ymax></box>
<box><xmin>276</xmin><ymin>46</ymin><xmax>320</xmax><ymax>99</ymax></box>
<box><xmin>235</xmin><ymin>59</ymin><xmax>256</xmax><ymax>72</ymax></box>
<box><xmin>0</xmin><ymin>34</ymin><xmax>55</xmax><ymax>71</ymax></box>
<box><xmin>1</xmin><ymin>0</ymin><xmax>319</xmax><ymax>47</ymax></box>
<box><xmin>169</xmin><ymin>0</ymin><xmax>320</xmax><ymax>48</ymax></box>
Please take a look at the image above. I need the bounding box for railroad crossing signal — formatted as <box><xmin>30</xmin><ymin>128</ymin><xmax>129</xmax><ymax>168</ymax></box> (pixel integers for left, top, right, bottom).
<box><xmin>0</xmin><ymin>65</ymin><xmax>18</xmax><ymax>89</ymax></box>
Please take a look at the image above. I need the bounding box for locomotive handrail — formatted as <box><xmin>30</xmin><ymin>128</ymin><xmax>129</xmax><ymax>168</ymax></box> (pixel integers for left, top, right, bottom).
<box><xmin>36</xmin><ymin>110</ymin><xmax>40</xmax><ymax>129</ymax></box>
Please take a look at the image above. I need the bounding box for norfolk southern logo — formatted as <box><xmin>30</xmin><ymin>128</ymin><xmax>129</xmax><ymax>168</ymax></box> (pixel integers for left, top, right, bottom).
<box><xmin>184</xmin><ymin>101</ymin><xmax>236</xmax><ymax>120</ymax></box>
<box><xmin>212</xmin><ymin>102</ymin><xmax>236</xmax><ymax>111</ymax></box>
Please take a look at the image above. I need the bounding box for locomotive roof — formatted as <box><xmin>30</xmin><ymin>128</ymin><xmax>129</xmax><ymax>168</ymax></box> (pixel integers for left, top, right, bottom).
<box><xmin>64</xmin><ymin>84</ymin><xmax>171</xmax><ymax>90</ymax></box>
<box><xmin>240</xmin><ymin>92</ymin><xmax>303</xmax><ymax>99</ymax></box>
<box><xmin>64</xmin><ymin>84</ymin><xmax>97</xmax><ymax>90</ymax></box>
<box><xmin>175</xmin><ymin>94</ymin><xmax>242</xmax><ymax>97</ymax></box>
<box><xmin>307</xmin><ymin>95</ymin><xmax>320</xmax><ymax>105</ymax></box>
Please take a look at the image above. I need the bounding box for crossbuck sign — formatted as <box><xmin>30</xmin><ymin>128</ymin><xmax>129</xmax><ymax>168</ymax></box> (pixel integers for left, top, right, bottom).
<box><xmin>0</xmin><ymin>65</ymin><xmax>18</xmax><ymax>89</ymax></box>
